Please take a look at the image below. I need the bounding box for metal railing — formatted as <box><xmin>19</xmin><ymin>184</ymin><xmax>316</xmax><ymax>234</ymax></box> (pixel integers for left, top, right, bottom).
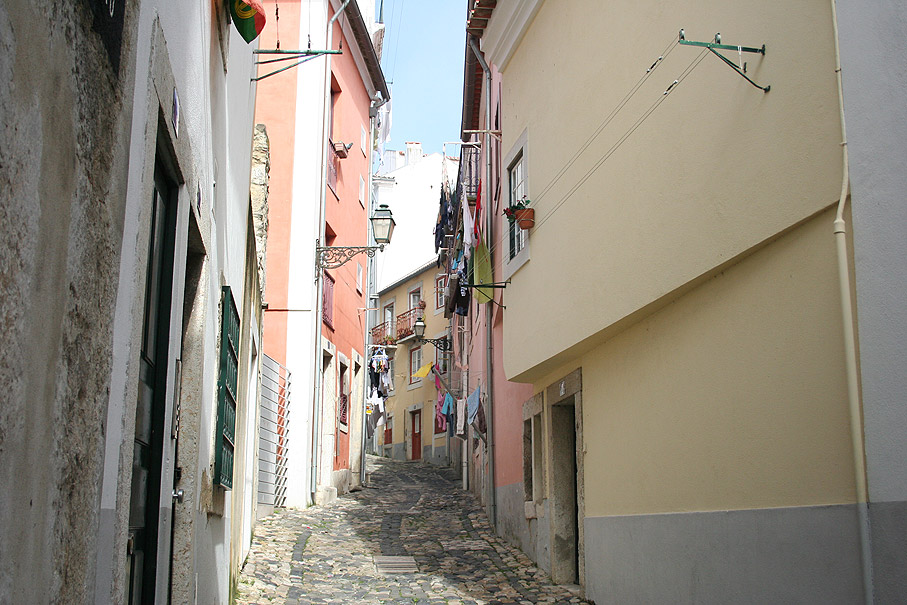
<box><xmin>459</xmin><ymin>144</ymin><xmax>481</xmax><ymax>200</ymax></box>
<box><xmin>258</xmin><ymin>354</ymin><xmax>291</xmax><ymax>508</ymax></box>
<box><xmin>370</xmin><ymin>320</ymin><xmax>396</xmax><ymax>345</ymax></box>
<box><xmin>395</xmin><ymin>306</ymin><xmax>423</xmax><ymax>341</ymax></box>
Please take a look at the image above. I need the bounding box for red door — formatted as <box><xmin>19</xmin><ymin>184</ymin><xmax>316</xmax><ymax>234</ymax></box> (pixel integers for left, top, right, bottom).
<box><xmin>411</xmin><ymin>411</ymin><xmax>422</xmax><ymax>460</ymax></box>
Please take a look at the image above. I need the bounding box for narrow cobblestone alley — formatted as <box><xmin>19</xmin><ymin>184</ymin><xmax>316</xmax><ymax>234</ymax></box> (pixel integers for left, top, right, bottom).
<box><xmin>236</xmin><ymin>456</ymin><xmax>587</xmax><ymax>604</ymax></box>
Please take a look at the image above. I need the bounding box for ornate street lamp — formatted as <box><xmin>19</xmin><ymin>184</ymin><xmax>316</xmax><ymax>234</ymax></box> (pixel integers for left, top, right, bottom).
<box><xmin>413</xmin><ymin>317</ymin><xmax>452</xmax><ymax>351</ymax></box>
<box><xmin>315</xmin><ymin>204</ymin><xmax>396</xmax><ymax>270</ymax></box>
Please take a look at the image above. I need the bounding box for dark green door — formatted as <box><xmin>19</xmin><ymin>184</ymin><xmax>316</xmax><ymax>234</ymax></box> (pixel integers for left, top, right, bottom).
<box><xmin>128</xmin><ymin>167</ymin><xmax>176</xmax><ymax>604</ymax></box>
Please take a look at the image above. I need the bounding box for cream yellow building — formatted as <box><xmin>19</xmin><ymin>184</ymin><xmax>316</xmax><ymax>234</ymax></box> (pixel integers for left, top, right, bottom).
<box><xmin>373</xmin><ymin>259</ymin><xmax>453</xmax><ymax>464</ymax></box>
<box><xmin>466</xmin><ymin>0</ymin><xmax>907</xmax><ymax>602</ymax></box>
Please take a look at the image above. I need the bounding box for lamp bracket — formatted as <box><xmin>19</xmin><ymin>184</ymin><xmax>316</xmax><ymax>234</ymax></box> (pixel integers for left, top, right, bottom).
<box><xmin>419</xmin><ymin>336</ymin><xmax>453</xmax><ymax>352</ymax></box>
<box><xmin>315</xmin><ymin>240</ymin><xmax>384</xmax><ymax>271</ymax></box>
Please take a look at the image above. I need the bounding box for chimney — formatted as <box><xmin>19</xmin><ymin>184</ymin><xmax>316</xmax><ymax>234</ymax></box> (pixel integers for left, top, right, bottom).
<box><xmin>404</xmin><ymin>142</ymin><xmax>423</xmax><ymax>166</ymax></box>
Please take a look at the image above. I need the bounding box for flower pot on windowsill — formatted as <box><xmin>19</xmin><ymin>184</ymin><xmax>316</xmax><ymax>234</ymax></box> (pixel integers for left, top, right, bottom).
<box><xmin>513</xmin><ymin>207</ymin><xmax>535</xmax><ymax>229</ymax></box>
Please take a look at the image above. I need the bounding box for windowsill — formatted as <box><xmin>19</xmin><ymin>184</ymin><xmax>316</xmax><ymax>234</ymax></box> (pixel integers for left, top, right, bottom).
<box><xmin>406</xmin><ymin>380</ymin><xmax>422</xmax><ymax>391</ymax></box>
<box><xmin>502</xmin><ymin>240</ymin><xmax>530</xmax><ymax>281</ymax></box>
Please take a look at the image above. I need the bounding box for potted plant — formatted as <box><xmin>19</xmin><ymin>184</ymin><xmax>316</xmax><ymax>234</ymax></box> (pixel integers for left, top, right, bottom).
<box><xmin>503</xmin><ymin>197</ymin><xmax>534</xmax><ymax>229</ymax></box>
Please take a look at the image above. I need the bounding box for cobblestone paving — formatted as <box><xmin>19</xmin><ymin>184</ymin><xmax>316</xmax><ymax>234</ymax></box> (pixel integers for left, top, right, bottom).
<box><xmin>237</xmin><ymin>456</ymin><xmax>587</xmax><ymax>604</ymax></box>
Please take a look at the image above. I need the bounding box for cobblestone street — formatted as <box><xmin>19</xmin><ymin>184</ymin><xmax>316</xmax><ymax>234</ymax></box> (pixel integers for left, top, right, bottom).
<box><xmin>236</xmin><ymin>456</ymin><xmax>587</xmax><ymax>604</ymax></box>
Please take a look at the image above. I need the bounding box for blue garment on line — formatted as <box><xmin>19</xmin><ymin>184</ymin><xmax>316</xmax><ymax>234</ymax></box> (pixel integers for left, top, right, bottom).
<box><xmin>442</xmin><ymin>393</ymin><xmax>453</xmax><ymax>415</ymax></box>
<box><xmin>467</xmin><ymin>386</ymin><xmax>481</xmax><ymax>424</ymax></box>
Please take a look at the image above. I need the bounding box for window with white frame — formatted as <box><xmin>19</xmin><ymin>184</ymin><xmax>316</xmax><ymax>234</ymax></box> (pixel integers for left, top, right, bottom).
<box><xmin>503</xmin><ymin>128</ymin><xmax>530</xmax><ymax>280</ymax></box>
<box><xmin>356</xmin><ymin>263</ymin><xmax>363</xmax><ymax>293</ymax></box>
<box><xmin>359</xmin><ymin>175</ymin><xmax>366</xmax><ymax>207</ymax></box>
<box><xmin>508</xmin><ymin>150</ymin><xmax>527</xmax><ymax>260</ymax></box>
<box><xmin>409</xmin><ymin>286</ymin><xmax>421</xmax><ymax>311</ymax></box>
<box><xmin>387</xmin><ymin>357</ymin><xmax>395</xmax><ymax>392</ymax></box>
<box><xmin>409</xmin><ymin>345</ymin><xmax>422</xmax><ymax>385</ymax></box>
<box><xmin>435</xmin><ymin>275</ymin><xmax>447</xmax><ymax>310</ymax></box>
<box><xmin>361</xmin><ymin>124</ymin><xmax>368</xmax><ymax>156</ymax></box>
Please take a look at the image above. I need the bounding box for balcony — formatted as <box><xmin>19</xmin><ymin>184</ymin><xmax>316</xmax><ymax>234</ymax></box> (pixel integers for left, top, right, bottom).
<box><xmin>459</xmin><ymin>144</ymin><xmax>480</xmax><ymax>202</ymax></box>
<box><xmin>395</xmin><ymin>303</ymin><xmax>426</xmax><ymax>343</ymax></box>
<box><xmin>371</xmin><ymin>320</ymin><xmax>396</xmax><ymax>346</ymax></box>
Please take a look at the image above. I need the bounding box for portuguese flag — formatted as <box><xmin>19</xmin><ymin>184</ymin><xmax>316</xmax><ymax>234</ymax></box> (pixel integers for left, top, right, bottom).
<box><xmin>230</xmin><ymin>0</ymin><xmax>266</xmax><ymax>44</ymax></box>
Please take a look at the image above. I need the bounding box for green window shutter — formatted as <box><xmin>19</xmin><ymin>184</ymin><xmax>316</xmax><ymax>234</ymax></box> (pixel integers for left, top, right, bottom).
<box><xmin>215</xmin><ymin>285</ymin><xmax>240</xmax><ymax>489</ymax></box>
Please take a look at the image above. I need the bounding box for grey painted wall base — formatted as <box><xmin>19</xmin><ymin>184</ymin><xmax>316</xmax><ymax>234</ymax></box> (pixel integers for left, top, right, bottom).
<box><xmin>869</xmin><ymin>500</ymin><xmax>907</xmax><ymax>604</ymax></box>
<box><xmin>584</xmin><ymin>504</ymin><xmax>864</xmax><ymax>604</ymax></box>
<box><xmin>427</xmin><ymin>443</ymin><xmax>447</xmax><ymax>466</ymax></box>
<box><xmin>495</xmin><ymin>483</ymin><xmax>551</xmax><ymax>577</ymax></box>
<box><xmin>392</xmin><ymin>443</ymin><xmax>406</xmax><ymax>460</ymax></box>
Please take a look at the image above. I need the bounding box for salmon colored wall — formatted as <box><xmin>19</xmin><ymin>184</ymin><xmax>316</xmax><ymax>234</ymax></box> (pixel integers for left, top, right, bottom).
<box><xmin>325</xmin><ymin>9</ymin><xmax>372</xmax><ymax>471</ymax></box>
<box><xmin>254</xmin><ymin>1</ymin><xmax>299</xmax><ymax>367</ymax></box>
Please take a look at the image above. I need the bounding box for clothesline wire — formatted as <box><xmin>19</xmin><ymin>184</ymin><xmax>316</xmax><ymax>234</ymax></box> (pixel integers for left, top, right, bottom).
<box><xmin>479</xmin><ymin>45</ymin><xmax>709</xmax><ymax>265</ymax></box>
<box><xmin>533</xmin><ymin>36</ymin><xmax>679</xmax><ymax>207</ymax></box>
<box><xmin>530</xmin><ymin>48</ymin><xmax>708</xmax><ymax>236</ymax></box>
<box><xmin>441</xmin><ymin>34</ymin><xmax>678</xmax><ymax>280</ymax></box>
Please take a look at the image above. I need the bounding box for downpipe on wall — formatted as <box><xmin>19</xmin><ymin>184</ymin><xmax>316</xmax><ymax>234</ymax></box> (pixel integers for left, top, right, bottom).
<box><xmin>469</xmin><ymin>35</ymin><xmax>496</xmax><ymax>529</ymax></box>
<box><xmin>829</xmin><ymin>1</ymin><xmax>873</xmax><ymax>602</ymax></box>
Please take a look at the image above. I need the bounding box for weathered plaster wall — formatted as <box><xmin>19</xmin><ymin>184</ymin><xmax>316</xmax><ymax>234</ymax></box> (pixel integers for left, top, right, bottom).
<box><xmin>0</xmin><ymin>0</ymin><xmax>138</xmax><ymax>601</ymax></box>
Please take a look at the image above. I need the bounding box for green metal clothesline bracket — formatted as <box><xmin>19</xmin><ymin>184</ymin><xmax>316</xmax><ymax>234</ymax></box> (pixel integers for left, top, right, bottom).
<box><xmin>678</xmin><ymin>29</ymin><xmax>771</xmax><ymax>92</ymax></box>
<box><xmin>251</xmin><ymin>49</ymin><xmax>343</xmax><ymax>82</ymax></box>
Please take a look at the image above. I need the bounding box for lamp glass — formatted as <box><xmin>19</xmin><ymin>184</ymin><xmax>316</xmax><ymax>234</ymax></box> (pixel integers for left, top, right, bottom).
<box><xmin>371</xmin><ymin>204</ymin><xmax>395</xmax><ymax>245</ymax></box>
<box><xmin>413</xmin><ymin>317</ymin><xmax>426</xmax><ymax>339</ymax></box>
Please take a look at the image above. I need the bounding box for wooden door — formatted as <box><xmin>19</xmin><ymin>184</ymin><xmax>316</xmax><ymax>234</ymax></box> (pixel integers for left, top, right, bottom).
<box><xmin>411</xmin><ymin>411</ymin><xmax>421</xmax><ymax>460</ymax></box>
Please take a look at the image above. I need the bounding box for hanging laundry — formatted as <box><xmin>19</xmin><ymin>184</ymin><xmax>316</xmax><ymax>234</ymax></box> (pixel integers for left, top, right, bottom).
<box><xmin>441</xmin><ymin>393</ymin><xmax>454</xmax><ymax>415</ymax></box>
<box><xmin>456</xmin><ymin>398</ymin><xmax>467</xmax><ymax>436</ymax></box>
<box><xmin>472</xmin><ymin>400</ymin><xmax>487</xmax><ymax>436</ymax></box>
<box><xmin>435</xmin><ymin>390</ymin><xmax>447</xmax><ymax>432</ymax></box>
<box><xmin>411</xmin><ymin>362</ymin><xmax>433</xmax><ymax>379</ymax></box>
<box><xmin>454</xmin><ymin>267</ymin><xmax>471</xmax><ymax>316</ymax></box>
<box><xmin>467</xmin><ymin>386</ymin><xmax>481</xmax><ymax>424</ymax></box>
<box><xmin>462</xmin><ymin>183</ymin><xmax>474</xmax><ymax>257</ymax></box>
<box><xmin>473</xmin><ymin>239</ymin><xmax>493</xmax><ymax>304</ymax></box>
<box><xmin>474</xmin><ymin>179</ymin><xmax>483</xmax><ymax>240</ymax></box>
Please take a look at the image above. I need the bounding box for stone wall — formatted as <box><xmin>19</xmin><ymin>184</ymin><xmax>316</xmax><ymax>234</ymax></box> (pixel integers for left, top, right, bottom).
<box><xmin>0</xmin><ymin>0</ymin><xmax>138</xmax><ymax>601</ymax></box>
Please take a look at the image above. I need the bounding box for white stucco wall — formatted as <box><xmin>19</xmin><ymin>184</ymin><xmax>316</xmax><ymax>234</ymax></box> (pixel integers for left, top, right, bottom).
<box><xmin>375</xmin><ymin>152</ymin><xmax>458</xmax><ymax>292</ymax></box>
<box><xmin>98</xmin><ymin>2</ymin><xmax>259</xmax><ymax>602</ymax></box>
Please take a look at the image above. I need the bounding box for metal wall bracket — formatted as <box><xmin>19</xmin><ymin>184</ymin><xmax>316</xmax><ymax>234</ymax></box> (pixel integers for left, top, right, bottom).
<box><xmin>252</xmin><ymin>49</ymin><xmax>342</xmax><ymax>82</ymax></box>
<box><xmin>315</xmin><ymin>240</ymin><xmax>384</xmax><ymax>271</ymax></box>
<box><xmin>679</xmin><ymin>30</ymin><xmax>770</xmax><ymax>92</ymax></box>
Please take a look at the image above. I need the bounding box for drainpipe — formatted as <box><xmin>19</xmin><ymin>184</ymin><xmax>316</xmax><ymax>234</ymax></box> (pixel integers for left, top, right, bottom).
<box><xmin>829</xmin><ymin>2</ymin><xmax>873</xmax><ymax>602</ymax></box>
<box><xmin>311</xmin><ymin>0</ymin><xmax>352</xmax><ymax>501</ymax></box>
<box><xmin>469</xmin><ymin>35</ymin><xmax>496</xmax><ymax>529</ymax></box>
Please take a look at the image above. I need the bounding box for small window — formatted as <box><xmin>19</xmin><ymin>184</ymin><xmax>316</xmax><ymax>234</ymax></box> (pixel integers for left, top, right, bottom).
<box><xmin>409</xmin><ymin>346</ymin><xmax>422</xmax><ymax>385</ymax></box>
<box><xmin>435</xmin><ymin>275</ymin><xmax>447</xmax><ymax>310</ymax></box>
<box><xmin>503</xmin><ymin>128</ymin><xmax>531</xmax><ymax>281</ymax></box>
<box><xmin>356</xmin><ymin>263</ymin><xmax>363</xmax><ymax>294</ymax></box>
<box><xmin>359</xmin><ymin>175</ymin><xmax>366</xmax><ymax>207</ymax></box>
<box><xmin>361</xmin><ymin>125</ymin><xmax>368</xmax><ymax>156</ymax></box>
<box><xmin>508</xmin><ymin>150</ymin><xmax>527</xmax><ymax>260</ymax></box>
<box><xmin>384</xmin><ymin>415</ymin><xmax>393</xmax><ymax>444</ymax></box>
<box><xmin>409</xmin><ymin>287</ymin><xmax>421</xmax><ymax>311</ymax></box>
<box><xmin>387</xmin><ymin>357</ymin><xmax>396</xmax><ymax>392</ymax></box>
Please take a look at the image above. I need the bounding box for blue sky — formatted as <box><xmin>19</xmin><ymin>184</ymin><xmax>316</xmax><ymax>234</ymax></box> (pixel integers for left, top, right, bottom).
<box><xmin>377</xmin><ymin>0</ymin><xmax>468</xmax><ymax>157</ymax></box>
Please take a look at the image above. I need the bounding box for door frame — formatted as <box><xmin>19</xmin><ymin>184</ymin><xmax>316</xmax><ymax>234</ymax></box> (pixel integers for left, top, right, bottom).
<box><xmin>545</xmin><ymin>369</ymin><xmax>585</xmax><ymax>588</ymax></box>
